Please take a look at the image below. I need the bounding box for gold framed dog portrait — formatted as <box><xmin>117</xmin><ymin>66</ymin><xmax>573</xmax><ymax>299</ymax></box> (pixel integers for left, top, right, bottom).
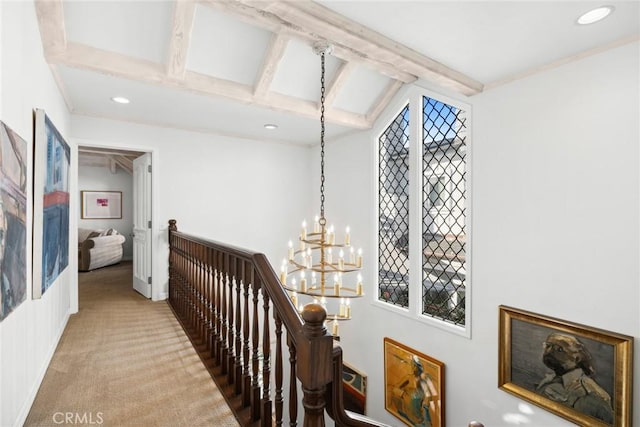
<box><xmin>384</xmin><ymin>338</ymin><xmax>444</xmax><ymax>427</ymax></box>
<box><xmin>498</xmin><ymin>305</ymin><xmax>633</xmax><ymax>427</ymax></box>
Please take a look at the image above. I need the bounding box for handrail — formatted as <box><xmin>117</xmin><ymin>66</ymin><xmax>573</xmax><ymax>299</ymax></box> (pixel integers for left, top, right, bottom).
<box><xmin>168</xmin><ymin>220</ymin><xmax>382</xmax><ymax>427</ymax></box>
<box><xmin>167</xmin><ymin>220</ymin><xmax>483</xmax><ymax>427</ymax></box>
<box><xmin>325</xmin><ymin>345</ymin><xmax>392</xmax><ymax>427</ymax></box>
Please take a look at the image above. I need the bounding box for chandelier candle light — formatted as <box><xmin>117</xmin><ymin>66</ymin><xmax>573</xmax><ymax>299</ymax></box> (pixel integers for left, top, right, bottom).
<box><xmin>280</xmin><ymin>42</ymin><xmax>364</xmax><ymax>338</ymax></box>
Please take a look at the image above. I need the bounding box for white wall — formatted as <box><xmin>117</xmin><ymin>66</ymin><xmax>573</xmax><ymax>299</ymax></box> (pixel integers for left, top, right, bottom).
<box><xmin>1</xmin><ymin>4</ymin><xmax>636</xmax><ymax>427</ymax></box>
<box><xmin>0</xmin><ymin>2</ymin><xmax>74</xmax><ymax>426</ymax></box>
<box><xmin>325</xmin><ymin>42</ymin><xmax>639</xmax><ymax>427</ymax></box>
<box><xmin>78</xmin><ymin>165</ymin><xmax>134</xmax><ymax>259</ymax></box>
<box><xmin>70</xmin><ymin>117</ymin><xmax>313</xmax><ymax>301</ymax></box>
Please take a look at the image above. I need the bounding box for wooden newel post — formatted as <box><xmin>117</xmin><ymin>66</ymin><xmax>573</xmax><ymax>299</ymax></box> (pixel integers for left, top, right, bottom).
<box><xmin>298</xmin><ymin>304</ymin><xmax>333</xmax><ymax>427</ymax></box>
<box><xmin>168</xmin><ymin>220</ymin><xmax>177</xmax><ymax>305</ymax></box>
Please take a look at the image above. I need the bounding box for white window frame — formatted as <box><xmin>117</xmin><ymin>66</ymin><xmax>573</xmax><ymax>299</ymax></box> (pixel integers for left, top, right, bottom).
<box><xmin>372</xmin><ymin>86</ymin><xmax>473</xmax><ymax>339</ymax></box>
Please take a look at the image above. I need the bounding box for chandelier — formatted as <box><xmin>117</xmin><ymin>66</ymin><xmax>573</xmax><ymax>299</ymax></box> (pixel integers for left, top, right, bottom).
<box><xmin>280</xmin><ymin>42</ymin><xmax>364</xmax><ymax>338</ymax></box>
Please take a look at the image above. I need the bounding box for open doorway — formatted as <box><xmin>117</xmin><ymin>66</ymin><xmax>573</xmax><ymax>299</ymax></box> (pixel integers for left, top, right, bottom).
<box><xmin>77</xmin><ymin>146</ymin><xmax>152</xmax><ymax>299</ymax></box>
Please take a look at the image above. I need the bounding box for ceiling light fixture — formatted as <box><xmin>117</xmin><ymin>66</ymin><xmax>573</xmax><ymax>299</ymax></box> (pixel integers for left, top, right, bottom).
<box><xmin>577</xmin><ymin>6</ymin><xmax>614</xmax><ymax>25</ymax></box>
<box><xmin>280</xmin><ymin>42</ymin><xmax>364</xmax><ymax>339</ymax></box>
<box><xmin>264</xmin><ymin>124</ymin><xmax>278</xmax><ymax>130</ymax></box>
<box><xmin>111</xmin><ymin>96</ymin><xmax>130</xmax><ymax>104</ymax></box>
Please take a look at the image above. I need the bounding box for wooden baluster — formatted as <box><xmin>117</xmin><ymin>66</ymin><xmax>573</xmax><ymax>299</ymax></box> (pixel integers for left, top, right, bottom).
<box><xmin>188</xmin><ymin>240</ymin><xmax>195</xmax><ymax>331</ymax></box>
<box><xmin>215</xmin><ymin>250</ymin><xmax>224</xmax><ymax>366</ymax></box>
<box><xmin>288</xmin><ymin>337</ymin><xmax>298</xmax><ymax>427</ymax></box>
<box><xmin>184</xmin><ymin>239</ymin><xmax>189</xmax><ymax>320</ymax></box>
<box><xmin>242</xmin><ymin>262</ymin><xmax>252</xmax><ymax>407</ymax></box>
<box><xmin>211</xmin><ymin>249</ymin><xmax>219</xmax><ymax>365</ymax></box>
<box><xmin>183</xmin><ymin>239</ymin><xmax>188</xmax><ymax>320</ymax></box>
<box><xmin>251</xmin><ymin>273</ymin><xmax>261</xmax><ymax>421</ymax></box>
<box><xmin>202</xmin><ymin>246</ymin><xmax>208</xmax><ymax>349</ymax></box>
<box><xmin>221</xmin><ymin>253</ymin><xmax>229</xmax><ymax>374</ymax></box>
<box><xmin>275</xmin><ymin>314</ymin><xmax>283</xmax><ymax>427</ymax></box>
<box><xmin>206</xmin><ymin>246</ymin><xmax>214</xmax><ymax>353</ymax></box>
<box><xmin>261</xmin><ymin>292</ymin><xmax>272</xmax><ymax>427</ymax></box>
<box><xmin>199</xmin><ymin>244</ymin><xmax>206</xmax><ymax>345</ymax></box>
<box><xmin>174</xmin><ymin>236</ymin><xmax>180</xmax><ymax>314</ymax></box>
<box><xmin>234</xmin><ymin>258</ymin><xmax>243</xmax><ymax>395</ymax></box>
<box><xmin>191</xmin><ymin>242</ymin><xmax>198</xmax><ymax>333</ymax></box>
<box><xmin>172</xmin><ymin>241</ymin><xmax>177</xmax><ymax>306</ymax></box>
<box><xmin>199</xmin><ymin>244</ymin><xmax>206</xmax><ymax>343</ymax></box>
<box><xmin>227</xmin><ymin>256</ymin><xmax>236</xmax><ymax>384</ymax></box>
<box><xmin>191</xmin><ymin>244</ymin><xmax>197</xmax><ymax>337</ymax></box>
<box><xmin>195</xmin><ymin>244</ymin><xmax>202</xmax><ymax>342</ymax></box>
<box><xmin>187</xmin><ymin>240</ymin><xmax>193</xmax><ymax>330</ymax></box>
<box><xmin>194</xmin><ymin>243</ymin><xmax>200</xmax><ymax>337</ymax></box>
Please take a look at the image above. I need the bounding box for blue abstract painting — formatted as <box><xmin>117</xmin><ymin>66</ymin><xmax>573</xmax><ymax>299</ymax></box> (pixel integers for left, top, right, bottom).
<box><xmin>33</xmin><ymin>110</ymin><xmax>70</xmax><ymax>298</ymax></box>
<box><xmin>0</xmin><ymin>121</ymin><xmax>28</xmax><ymax>320</ymax></box>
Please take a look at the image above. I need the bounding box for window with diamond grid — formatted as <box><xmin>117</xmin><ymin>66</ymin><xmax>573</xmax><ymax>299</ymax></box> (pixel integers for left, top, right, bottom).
<box><xmin>422</xmin><ymin>96</ymin><xmax>467</xmax><ymax>325</ymax></box>
<box><xmin>378</xmin><ymin>105</ymin><xmax>410</xmax><ymax>308</ymax></box>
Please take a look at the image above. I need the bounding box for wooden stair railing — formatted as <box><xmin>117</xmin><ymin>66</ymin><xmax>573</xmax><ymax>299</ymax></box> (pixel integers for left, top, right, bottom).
<box><xmin>167</xmin><ymin>220</ymin><xmax>390</xmax><ymax>427</ymax></box>
<box><xmin>167</xmin><ymin>220</ymin><xmax>484</xmax><ymax>427</ymax></box>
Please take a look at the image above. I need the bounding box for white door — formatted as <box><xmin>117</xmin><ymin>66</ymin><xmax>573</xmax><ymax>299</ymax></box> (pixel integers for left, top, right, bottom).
<box><xmin>133</xmin><ymin>153</ymin><xmax>152</xmax><ymax>298</ymax></box>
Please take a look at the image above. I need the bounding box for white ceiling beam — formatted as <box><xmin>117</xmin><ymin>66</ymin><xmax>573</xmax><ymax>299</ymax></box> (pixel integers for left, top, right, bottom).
<box><xmin>48</xmin><ymin>42</ymin><xmax>166</xmax><ymax>83</ymax></box>
<box><xmin>112</xmin><ymin>155</ymin><xmax>134</xmax><ymax>174</ymax></box>
<box><xmin>267</xmin><ymin>91</ymin><xmax>368</xmax><ymax>129</ymax></box>
<box><xmin>365</xmin><ymin>79</ymin><xmax>404</xmax><ymax>125</ymax></box>
<box><xmin>201</xmin><ymin>0</ymin><xmax>416</xmax><ymax>84</ymax></box>
<box><xmin>79</xmin><ymin>147</ymin><xmax>142</xmax><ymax>158</ymax></box>
<box><xmin>235</xmin><ymin>0</ymin><xmax>484</xmax><ymax>95</ymax></box>
<box><xmin>47</xmin><ymin>42</ymin><xmax>369</xmax><ymax>129</ymax></box>
<box><xmin>166</xmin><ymin>0</ymin><xmax>197</xmax><ymax>79</ymax></box>
<box><xmin>323</xmin><ymin>61</ymin><xmax>355</xmax><ymax>108</ymax></box>
<box><xmin>202</xmin><ymin>0</ymin><xmax>281</xmax><ymax>33</ymax></box>
<box><xmin>254</xmin><ymin>32</ymin><xmax>289</xmax><ymax>99</ymax></box>
<box><xmin>35</xmin><ymin>0</ymin><xmax>67</xmax><ymax>59</ymax></box>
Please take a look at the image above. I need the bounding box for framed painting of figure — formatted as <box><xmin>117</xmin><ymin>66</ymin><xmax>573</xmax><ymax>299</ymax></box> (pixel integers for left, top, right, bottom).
<box><xmin>384</xmin><ymin>337</ymin><xmax>444</xmax><ymax>427</ymax></box>
<box><xmin>499</xmin><ymin>305</ymin><xmax>633</xmax><ymax>427</ymax></box>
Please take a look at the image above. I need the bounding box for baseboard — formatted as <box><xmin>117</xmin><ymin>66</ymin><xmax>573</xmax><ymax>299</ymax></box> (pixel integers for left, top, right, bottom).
<box><xmin>14</xmin><ymin>308</ymin><xmax>71</xmax><ymax>427</ymax></box>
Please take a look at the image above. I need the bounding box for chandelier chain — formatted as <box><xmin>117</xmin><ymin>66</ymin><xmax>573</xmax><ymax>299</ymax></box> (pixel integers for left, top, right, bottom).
<box><xmin>319</xmin><ymin>52</ymin><xmax>326</xmax><ymax>223</ymax></box>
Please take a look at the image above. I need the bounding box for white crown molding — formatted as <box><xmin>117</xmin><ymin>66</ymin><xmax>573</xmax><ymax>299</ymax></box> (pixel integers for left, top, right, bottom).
<box><xmin>484</xmin><ymin>34</ymin><xmax>640</xmax><ymax>91</ymax></box>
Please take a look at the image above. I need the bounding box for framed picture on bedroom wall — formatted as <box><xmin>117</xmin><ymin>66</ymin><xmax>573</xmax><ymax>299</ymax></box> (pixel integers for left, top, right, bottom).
<box><xmin>81</xmin><ymin>191</ymin><xmax>122</xmax><ymax>219</ymax></box>
<box><xmin>33</xmin><ymin>108</ymin><xmax>71</xmax><ymax>299</ymax></box>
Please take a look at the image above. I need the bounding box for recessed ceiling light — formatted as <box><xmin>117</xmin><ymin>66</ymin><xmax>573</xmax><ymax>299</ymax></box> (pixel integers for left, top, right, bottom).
<box><xmin>264</xmin><ymin>124</ymin><xmax>278</xmax><ymax>130</ymax></box>
<box><xmin>111</xmin><ymin>96</ymin><xmax>130</xmax><ymax>104</ymax></box>
<box><xmin>577</xmin><ymin>6</ymin><xmax>614</xmax><ymax>25</ymax></box>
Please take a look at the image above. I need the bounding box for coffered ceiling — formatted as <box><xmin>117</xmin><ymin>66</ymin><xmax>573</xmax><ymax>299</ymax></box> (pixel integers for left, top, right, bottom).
<box><xmin>35</xmin><ymin>1</ymin><xmax>640</xmax><ymax>145</ymax></box>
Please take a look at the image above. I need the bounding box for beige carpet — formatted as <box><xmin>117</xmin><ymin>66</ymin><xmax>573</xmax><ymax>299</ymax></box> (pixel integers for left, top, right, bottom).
<box><xmin>25</xmin><ymin>261</ymin><xmax>239</xmax><ymax>427</ymax></box>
